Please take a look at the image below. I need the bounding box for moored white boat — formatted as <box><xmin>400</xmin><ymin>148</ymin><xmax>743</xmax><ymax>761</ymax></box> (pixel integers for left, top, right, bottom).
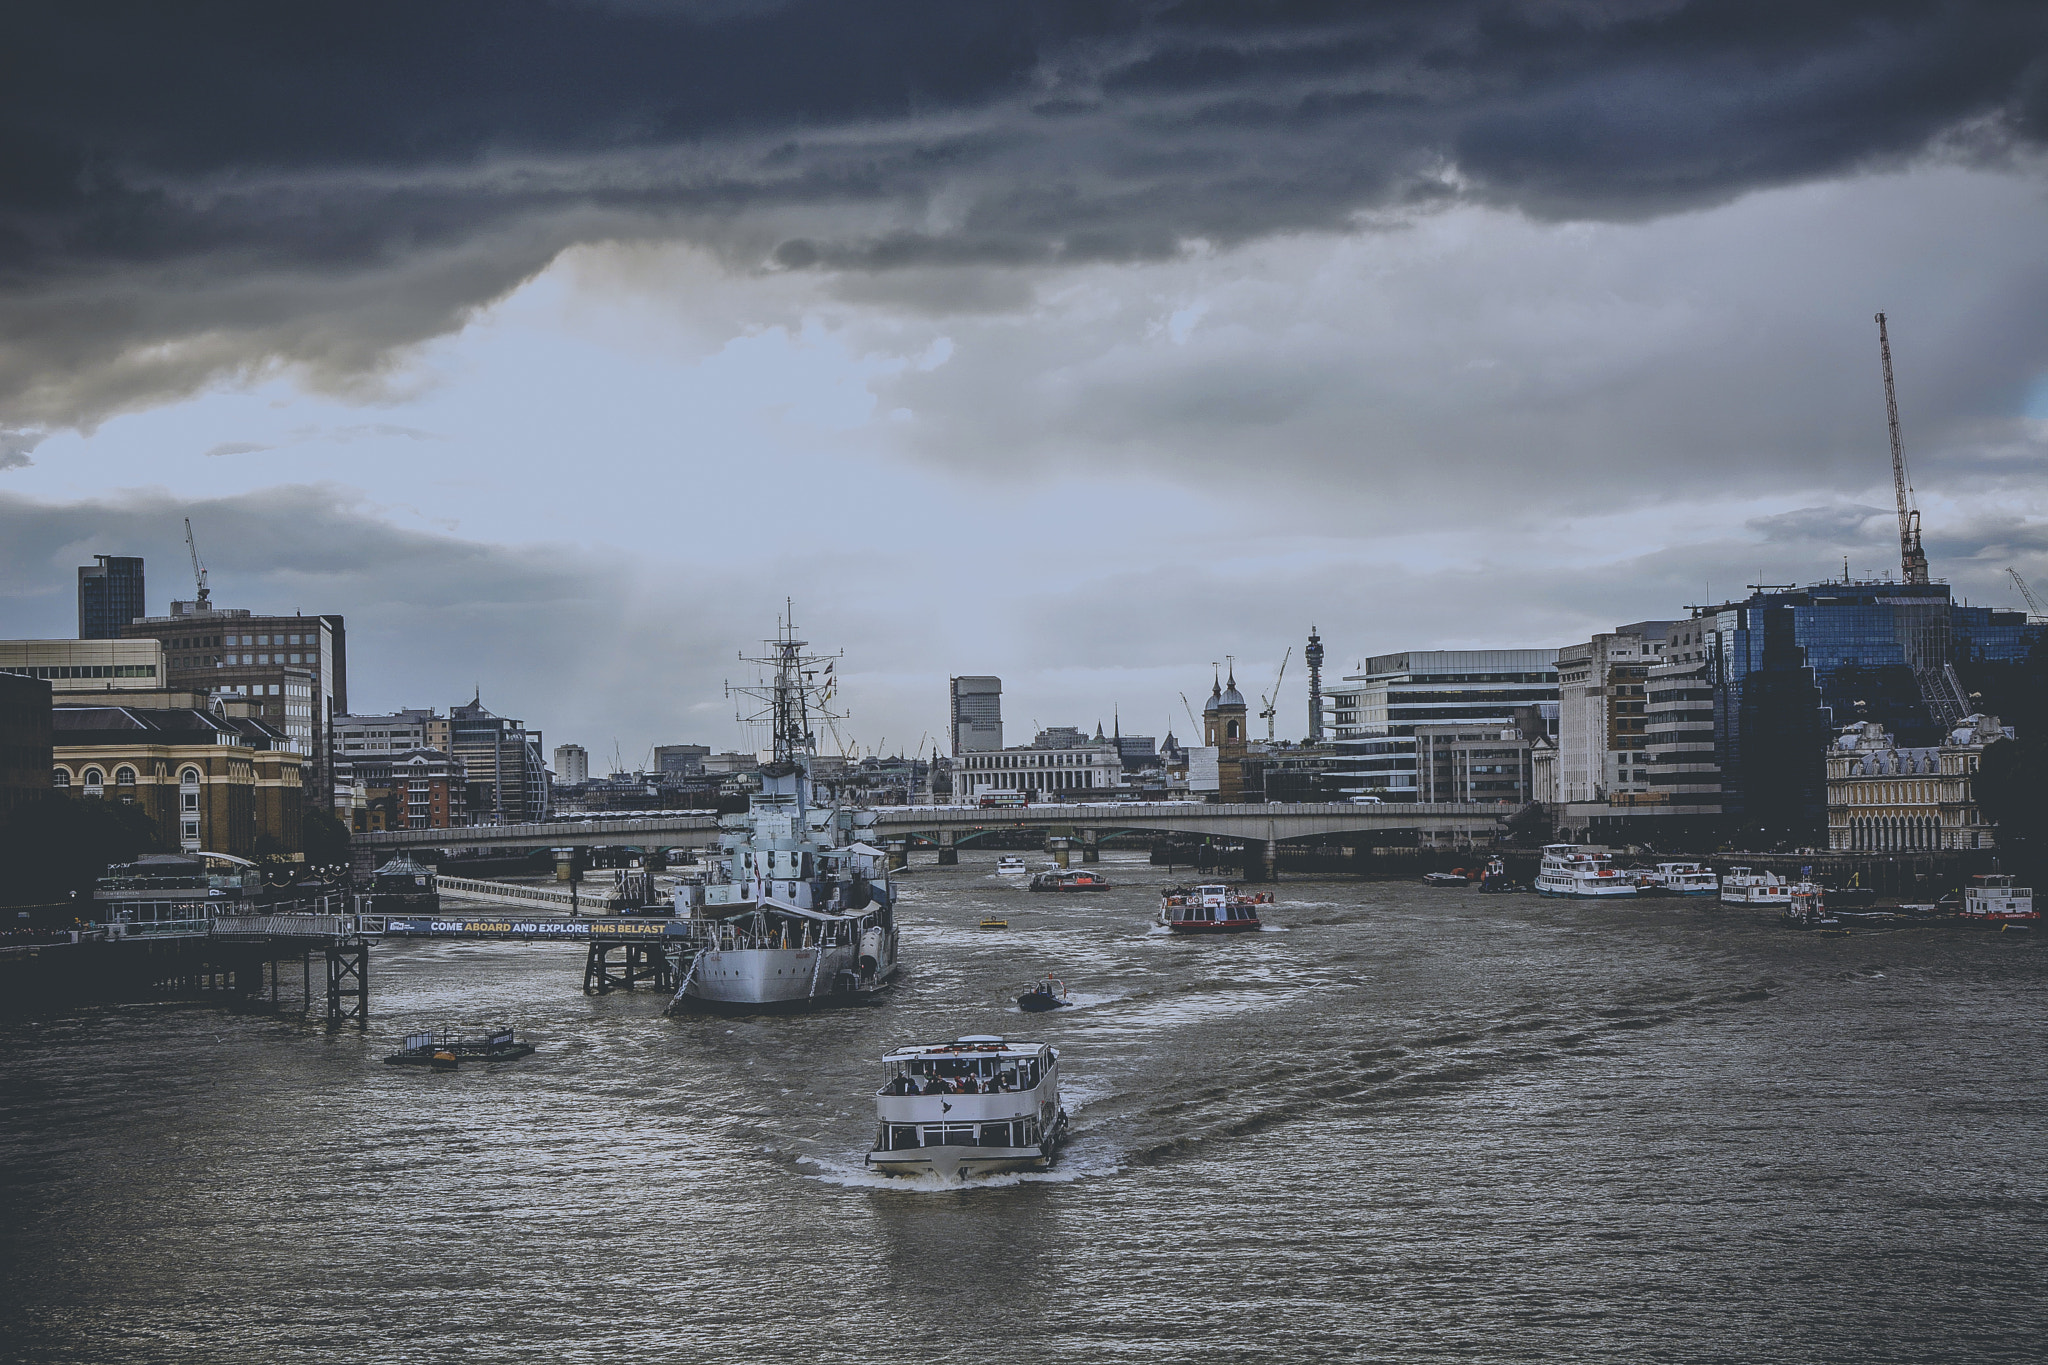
<box><xmin>867</xmin><ymin>1036</ymin><xmax>1066</xmax><ymax>1181</ymax></box>
<box><xmin>1959</xmin><ymin>874</ymin><xmax>2035</xmax><ymax>925</ymax></box>
<box><xmin>1533</xmin><ymin>844</ymin><xmax>1638</xmax><ymax>898</ymax></box>
<box><xmin>1719</xmin><ymin>868</ymin><xmax>1790</xmax><ymax>907</ymax></box>
<box><xmin>995</xmin><ymin>856</ymin><xmax>1028</xmax><ymax>876</ymax></box>
<box><xmin>1644</xmin><ymin>862</ymin><xmax>1720</xmax><ymax>896</ymax></box>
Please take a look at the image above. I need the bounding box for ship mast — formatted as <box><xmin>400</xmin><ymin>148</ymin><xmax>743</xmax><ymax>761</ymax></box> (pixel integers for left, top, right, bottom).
<box><xmin>1876</xmin><ymin>313</ymin><xmax>1930</xmax><ymax>585</ymax></box>
<box><xmin>727</xmin><ymin>603</ymin><xmax>845</xmax><ymax>817</ymax></box>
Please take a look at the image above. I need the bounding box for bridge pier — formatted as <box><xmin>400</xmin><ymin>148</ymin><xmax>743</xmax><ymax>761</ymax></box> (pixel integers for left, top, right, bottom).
<box><xmin>935</xmin><ymin>830</ymin><xmax>957</xmax><ymax>866</ymax></box>
<box><xmin>1081</xmin><ymin>830</ymin><xmax>1099</xmax><ymax>863</ymax></box>
<box><xmin>583</xmin><ymin>942</ymin><xmax>679</xmax><ymax>994</ymax></box>
<box><xmin>1262</xmin><ymin>839</ymin><xmax>1278</xmax><ymax>883</ymax></box>
<box><xmin>884</xmin><ymin>839</ymin><xmax>910</xmax><ymax>872</ymax></box>
<box><xmin>1047</xmin><ymin>834</ymin><xmax>1071</xmax><ymax>869</ymax></box>
<box><xmin>324</xmin><ymin>942</ymin><xmax>369</xmax><ymax>1030</ymax></box>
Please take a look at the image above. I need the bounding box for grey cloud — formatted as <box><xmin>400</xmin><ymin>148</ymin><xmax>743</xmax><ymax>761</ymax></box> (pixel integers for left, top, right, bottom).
<box><xmin>3</xmin><ymin>2</ymin><xmax>2045</xmax><ymax>434</ymax></box>
<box><xmin>1745</xmin><ymin>504</ymin><xmax>1891</xmax><ymax>544</ymax></box>
<box><xmin>203</xmin><ymin>442</ymin><xmax>274</xmax><ymax>458</ymax></box>
<box><xmin>0</xmin><ymin>429</ymin><xmax>39</xmax><ymax>470</ymax></box>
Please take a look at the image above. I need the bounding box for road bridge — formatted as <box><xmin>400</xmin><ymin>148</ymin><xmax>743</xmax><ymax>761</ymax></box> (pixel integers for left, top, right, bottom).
<box><xmin>352</xmin><ymin>802</ymin><xmax>1522</xmax><ymax>878</ymax></box>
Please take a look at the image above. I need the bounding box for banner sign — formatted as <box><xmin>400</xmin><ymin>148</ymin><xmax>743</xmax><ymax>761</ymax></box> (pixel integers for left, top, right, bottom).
<box><xmin>382</xmin><ymin>918</ymin><xmax>692</xmax><ymax>940</ymax></box>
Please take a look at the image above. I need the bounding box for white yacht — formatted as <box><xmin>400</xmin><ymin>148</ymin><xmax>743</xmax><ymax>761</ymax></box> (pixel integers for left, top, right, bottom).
<box><xmin>1719</xmin><ymin>868</ymin><xmax>1792</xmax><ymax>907</ymax></box>
<box><xmin>867</xmin><ymin>1036</ymin><xmax>1067</xmax><ymax>1181</ymax></box>
<box><xmin>666</xmin><ymin>616</ymin><xmax>901</xmax><ymax>1013</ymax></box>
<box><xmin>1645</xmin><ymin>862</ymin><xmax>1720</xmax><ymax>897</ymax></box>
<box><xmin>1533</xmin><ymin>844</ymin><xmax>1638</xmax><ymax>898</ymax></box>
<box><xmin>995</xmin><ymin>856</ymin><xmax>1029</xmax><ymax>876</ymax></box>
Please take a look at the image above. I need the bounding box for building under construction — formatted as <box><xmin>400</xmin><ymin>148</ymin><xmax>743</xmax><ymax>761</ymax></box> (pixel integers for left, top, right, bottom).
<box><xmin>1583</xmin><ymin>315</ymin><xmax>2046</xmax><ymax>847</ymax></box>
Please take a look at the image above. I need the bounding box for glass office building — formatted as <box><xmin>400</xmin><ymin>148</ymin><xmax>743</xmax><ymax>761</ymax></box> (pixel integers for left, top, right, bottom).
<box><xmin>1699</xmin><ymin>579</ymin><xmax>2042</xmax><ymax>842</ymax></box>
<box><xmin>77</xmin><ymin>555</ymin><xmax>146</xmax><ymax>640</ymax></box>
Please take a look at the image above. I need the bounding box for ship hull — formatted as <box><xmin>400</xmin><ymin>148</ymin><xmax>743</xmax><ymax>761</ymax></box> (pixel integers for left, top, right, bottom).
<box><xmin>866</xmin><ymin>1145</ymin><xmax>1054</xmax><ymax>1181</ymax></box>
<box><xmin>1160</xmin><ymin>919</ymin><xmax>1263</xmax><ymax>933</ymax></box>
<box><xmin>675</xmin><ymin>945</ymin><xmax>898</xmax><ymax>1012</ymax></box>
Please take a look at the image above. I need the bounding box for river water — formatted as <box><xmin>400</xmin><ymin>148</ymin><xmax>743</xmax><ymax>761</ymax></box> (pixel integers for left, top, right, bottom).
<box><xmin>3</xmin><ymin>851</ymin><xmax>2043</xmax><ymax>1363</ymax></box>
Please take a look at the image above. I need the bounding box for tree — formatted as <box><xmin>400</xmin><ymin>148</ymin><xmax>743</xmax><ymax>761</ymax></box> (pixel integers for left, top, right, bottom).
<box><xmin>1977</xmin><ymin>735</ymin><xmax>2048</xmax><ymax>886</ymax></box>
<box><xmin>0</xmin><ymin>798</ymin><xmax>168</xmax><ymax>913</ymax></box>
<box><xmin>302</xmin><ymin>808</ymin><xmax>353</xmax><ymax>872</ymax></box>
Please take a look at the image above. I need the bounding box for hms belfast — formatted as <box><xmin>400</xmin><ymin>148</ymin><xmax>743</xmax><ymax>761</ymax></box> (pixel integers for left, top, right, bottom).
<box><xmin>667</xmin><ymin>615</ymin><xmax>902</xmax><ymax>1012</ymax></box>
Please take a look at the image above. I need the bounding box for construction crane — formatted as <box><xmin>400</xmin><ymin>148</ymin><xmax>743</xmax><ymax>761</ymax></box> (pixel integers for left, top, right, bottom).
<box><xmin>1259</xmin><ymin>645</ymin><xmax>1292</xmax><ymax>742</ymax></box>
<box><xmin>2009</xmin><ymin>567</ymin><xmax>2047</xmax><ymax>622</ymax></box>
<box><xmin>1179</xmin><ymin>691</ymin><xmax>1201</xmax><ymax>734</ymax></box>
<box><xmin>183</xmin><ymin>518</ymin><xmax>211</xmax><ymax>608</ymax></box>
<box><xmin>1875</xmin><ymin>313</ymin><xmax>1930</xmax><ymax>585</ymax></box>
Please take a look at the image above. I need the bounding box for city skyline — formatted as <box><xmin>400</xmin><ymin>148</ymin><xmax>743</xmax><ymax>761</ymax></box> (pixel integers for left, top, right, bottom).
<box><xmin>3</xmin><ymin>6</ymin><xmax>2045</xmax><ymax>762</ymax></box>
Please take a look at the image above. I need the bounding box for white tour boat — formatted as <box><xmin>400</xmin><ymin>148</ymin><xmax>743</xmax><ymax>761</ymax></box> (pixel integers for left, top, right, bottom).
<box><xmin>1157</xmin><ymin>883</ymin><xmax>1267</xmax><ymax>933</ymax></box>
<box><xmin>995</xmin><ymin>856</ymin><xmax>1029</xmax><ymax>876</ymax></box>
<box><xmin>867</xmin><ymin>1036</ymin><xmax>1067</xmax><ymax>1181</ymax></box>
<box><xmin>1533</xmin><ymin>844</ymin><xmax>1638</xmax><ymax>898</ymax></box>
<box><xmin>666</xmin><ymin>616</ymin><xmax>901</xmax><ymax>1013</ymax></box>
<box><xmin>1959</xmin><ymin>874</ymin><xmax>2036</xmax><ymax>926</ymax></box>
<box><xmin>1719</xmin><ymin>868</ymin><xmax>1792</xmax><ymax>907</ymax></box>
<box><xmin>1645</xmin><ymin>862</ymin><xmax>1720</xmax><ymax>897</ymax></box>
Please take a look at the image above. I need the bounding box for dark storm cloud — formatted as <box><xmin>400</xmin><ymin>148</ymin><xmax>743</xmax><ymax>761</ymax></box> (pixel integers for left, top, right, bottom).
<box><xmin>3</xmin><ymin>0</ymin><xmax>2045</xmax><ymax>431</ymax></box>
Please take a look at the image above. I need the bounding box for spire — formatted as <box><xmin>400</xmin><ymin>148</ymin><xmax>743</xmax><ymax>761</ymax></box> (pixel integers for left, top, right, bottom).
<box><xmin>1094</xmin><ymin>719</ymin><xmax>1104</xmax><ymax>740</ymax></box>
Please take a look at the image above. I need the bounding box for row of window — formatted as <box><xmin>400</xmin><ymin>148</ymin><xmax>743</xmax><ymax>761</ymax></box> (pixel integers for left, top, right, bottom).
<box><xmin>54</xmin><ymin>765</ymin><xmax>203</xmax><ymax>787</ymax></box>
<box><xmin>3</xmin><ymin>664</ymin><xmax>158</xmax><ymax>679</ymax></box>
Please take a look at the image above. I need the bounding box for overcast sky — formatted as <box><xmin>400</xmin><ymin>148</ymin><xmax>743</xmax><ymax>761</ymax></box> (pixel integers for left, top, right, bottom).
<box><xmin>4</xmin><ymin>2</ymin><xmax>2046</xmax><ymax>765</ymax></box>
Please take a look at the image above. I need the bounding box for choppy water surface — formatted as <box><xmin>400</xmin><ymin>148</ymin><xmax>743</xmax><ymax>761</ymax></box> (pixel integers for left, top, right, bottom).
<box><xmin>4</xmin><ymin>853</ymin><xmax>2044</xmax><ymax>1363</ymax></box>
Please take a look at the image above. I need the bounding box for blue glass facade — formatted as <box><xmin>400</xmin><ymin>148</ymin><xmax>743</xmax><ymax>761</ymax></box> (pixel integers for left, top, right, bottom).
<box><xmin>1702</xmin><ymin>581</ymin><xmax>2042</xmax><ymax>841</ymax></box>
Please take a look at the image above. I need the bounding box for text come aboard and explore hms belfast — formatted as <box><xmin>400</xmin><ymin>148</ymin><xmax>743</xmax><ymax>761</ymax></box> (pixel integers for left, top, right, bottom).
<box><xmin>668</xmin><ymin>619</ymin><xmax>901</xmax><ymax>1011</ymax></box>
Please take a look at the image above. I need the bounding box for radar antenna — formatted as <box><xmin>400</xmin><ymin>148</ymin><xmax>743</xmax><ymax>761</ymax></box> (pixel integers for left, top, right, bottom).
<box><xmin>726</xmin><ymin>601</ymin><xmax>845</xmax><ymax>815</ymax></box>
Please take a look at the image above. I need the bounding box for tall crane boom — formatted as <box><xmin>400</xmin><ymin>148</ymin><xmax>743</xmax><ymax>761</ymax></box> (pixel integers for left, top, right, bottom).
<box><xmin>1259</xmin><ymin>645</ymin><xmax>1292</xmax><ymax>742</ymax></box>
<box><xmin>1875</xmin><ymin>313</ymin><xmax>1930</xmax><ymax>584</ymax></box>
<box><xmin>183</xmin><ymin>517</ymin><xmax>210</xmax><ymax>607</ymax></box>
<box><xmin>2010</xmin><ymin>567</ymin><xmax>2047</xmax><ymax>622</ymax></box>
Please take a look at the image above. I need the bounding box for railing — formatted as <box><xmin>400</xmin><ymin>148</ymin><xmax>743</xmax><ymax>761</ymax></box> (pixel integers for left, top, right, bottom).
<box><xmin>210</xmin><ymin>915</ymin><xmax>352</xmax><ymax>939</ymax></box>
<box><xmin>93</xmin><ymin>918</ymin><xmax>212</xmax><ymax>939</ymax></box>
<box><xmin>435</xmin><ymin>876</ymin><xmax>624</xmax><ymax>910</ymax></box>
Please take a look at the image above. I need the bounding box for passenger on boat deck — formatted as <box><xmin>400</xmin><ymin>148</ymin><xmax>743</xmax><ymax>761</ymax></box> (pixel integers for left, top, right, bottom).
<box><xmin>959</xmin><ymin>1076</ymin><xmax>979</xmax><ymax>1094</ymax></box>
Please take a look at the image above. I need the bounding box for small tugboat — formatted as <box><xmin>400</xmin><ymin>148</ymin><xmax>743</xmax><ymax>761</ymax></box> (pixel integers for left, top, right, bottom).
<box><xmin>1958</xmin><ymin>874</ymin><xmax>2036</xmax><ymax>927</ymax></box>
<box><xmin>1782</xmin><ymin>884</ymin><xmax>1840</xmax><ymax>929</ymax></box>
<box><xmin>1158</xmin><ymin>883</ymin><xmax>1267</xmax><ymax>933</ymax></box>
<box><xmin>383</xmin><ymin>1025</ymin><xmax>535</xmax><ymax>1068</ymax></box>
<box><xmin>1719</xmin><ymin>868</ymin><xmax>1791</xmax><ymax>907</ymax></box>
<box><xmin>1477</xmin><ymin>856</ymin><xmax>1520</xmax><ymax>894</ymax></box>
<box><xmin>867</xmin><ymin>1036</ymin><xmax>1067</xmax><ymax>1181</ymax></box>
<box><xmin>1422</xmin><ymin>869</ymin><xmax>1470</xmax><ymax>887</ymax></box>
<box><xmin>1642</xmin><ymin>862</ymin><xmax>1719</xmax><ymax>897</ymax></box>
<box><xmin>1017</xmin><ymin>977</ymin><xmax>1069</xmax><ymax>1012</ymax></box>
<box><xmin>1533</xmin><ymin>844</ymin><xmax>1638</xmax><ymax>899</ymax></box>
<box><xmin>977</xmin><ymin>915</ymin><xmax>1009</xmax><ymax>929</ymax></box>
<box><xmin>995</xmin><ymin>856</ymin><xmax>1029</xmax><ymax>876</ymax></box>
<box><xmin>1029</xmin><ymin>869</ymin><xmax>1111</xmax><ymax>892</ymax></box>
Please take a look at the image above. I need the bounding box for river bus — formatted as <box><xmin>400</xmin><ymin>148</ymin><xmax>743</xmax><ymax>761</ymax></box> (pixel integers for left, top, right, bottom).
<box><xmin>1533</xmin><ymin>844</ymin><xmax>1638</xmax><ymax>899</ymax></box>
<box><xmin>1158</xmin><ymin>883</ymin><xmax>1267</xmax><ymax>932</ymax></box>
<box><xmin>867</xmin><ymin>1036</ymin><xmax>1067</xmax><ymax>1181</ymax></box>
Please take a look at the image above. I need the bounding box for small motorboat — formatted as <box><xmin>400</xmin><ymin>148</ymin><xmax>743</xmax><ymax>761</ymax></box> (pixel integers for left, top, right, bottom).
<box><xmin>995</xmin><ymin>856</ymin><xmax>1029</xmax><ymax>876</ymax></box>
<box><xmin>384</xmin><ymin>1025</ymin><xmax>535</xmax><ymax>1067</ymax></box>
<box><xmin>978</xmin><ymin>916</ymin><xmax>1009</xmax><ymax>929</ymax></box>
<box><xmin>1422</xmin><ymin>870</ymin><xmax>1470</xmax><ymax>887</ymax></box>
<box><xmin>1017</xmin><ymin>977</ymin><xmax>1069</xmax><ymax>1012</ymax></box>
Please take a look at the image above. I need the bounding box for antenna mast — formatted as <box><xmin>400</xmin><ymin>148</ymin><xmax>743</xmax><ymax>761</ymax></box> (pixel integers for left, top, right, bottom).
<box><xmin>1305</xmin><ymin>626</ymin><xmax>1325</xmax><ymax>742</ymax></box>
<box><xmin>183</xmin><ymin>518</ymin><xmax>210</xmax><ymax>608</ymax></box>
<box><xmin>726</xmin><ymin>602</ymin><xmax>844</xmax><ymax>813</ymax></box>
<box><xmin>1876</xmin><ymin>313</ymin><xmax>1930</xmax><ymax>584</ymax></box>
